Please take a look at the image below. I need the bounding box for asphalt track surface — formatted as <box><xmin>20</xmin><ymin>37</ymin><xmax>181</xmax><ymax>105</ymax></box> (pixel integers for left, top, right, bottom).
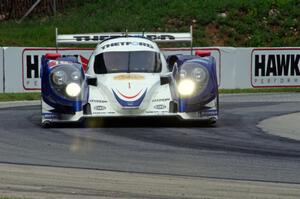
<box><xmin>0</xmin><ymin>93</ymin><xmax>300</xmax><ymax>197</ymax></box>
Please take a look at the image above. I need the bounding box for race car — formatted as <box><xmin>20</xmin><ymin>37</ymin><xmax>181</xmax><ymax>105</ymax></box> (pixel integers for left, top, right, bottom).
<box><xmin>41</xmin><ymin>28</ymin><xmax>219</xmax><ymax>127</ymax></box>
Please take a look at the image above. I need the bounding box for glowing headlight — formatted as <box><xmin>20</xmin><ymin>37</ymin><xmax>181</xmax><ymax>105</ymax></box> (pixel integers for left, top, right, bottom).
<box><xmin>65</xmin><ymin>83</ymin><xmax>81</xmax><ymax>97</ymax></box>
<box><xmin>192</xmin><ymin>67</ymin><xmax>207</xmax><ymax>82</ymax></box>
<box><xmin>177</xmin><ymin>79</ymin><xmax>196</xmax><ymax>97</ymax></box>
<box><xmin>52</xmin><ymin>70</ymin><xmax>67</xmax><ymax>85</ymax></box>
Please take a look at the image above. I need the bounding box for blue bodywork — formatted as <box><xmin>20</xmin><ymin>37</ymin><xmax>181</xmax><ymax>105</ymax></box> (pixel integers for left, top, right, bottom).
<box><xmin>112</xmin><ymin>89</ymin><xmax>147</xmax><ymax>108</ymax></box>
<box><xmin>167</xmin><ymin>54</ymin><xmax>218</xmax><ymax>113</ymax></box>
<box><xmin>41</xmin><ymin>55</ymin><xmax>88</xmax><ymax>113</ymax></box>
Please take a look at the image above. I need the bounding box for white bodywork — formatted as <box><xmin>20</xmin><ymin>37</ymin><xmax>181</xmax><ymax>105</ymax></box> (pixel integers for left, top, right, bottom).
<box><xmin>42</xmin><ymin>31</ymin><xmax>218</xmax><ymax>124</ymax></box>
<box><xmin>87</xmin><ymin>37</ymin><xmax>171</xmax><ymax>116</ymax></box>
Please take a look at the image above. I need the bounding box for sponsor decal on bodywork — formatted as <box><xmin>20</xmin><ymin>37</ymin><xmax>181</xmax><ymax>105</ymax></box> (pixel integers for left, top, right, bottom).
<box><xmin>154</xmin><ymin>104</ymin><xmax>167</xmax><ymax>110</ymax></box>
<box><xmin>42</xmin><ymin>113</ymin><xmax>58</xmax><ymax>119</ymax></box>
<box><xmin>48</xmin><ymin>60</ymin><xmax>73</xmax><ymax>68</ymax></box>
<box><xmin>73</xmin><ymin>34</ymin><xmax>175</xmax><ymax>43</ymax></box>
<box><xmin>101</xmin><ymin>41</ymin><xmax>154</xmax><ymax>50</ymax></box>
<box><xmin>94</xmin><ymin>105</ymin><xmax>106</xmax><ymax>111</ymax></box>
<box><xmin>113</xmin><ymin>74</ymin><xmax>145</xmax><ymax>80</ymax></box>
<box><xmin>199</xmin><ymin>109</ymin><xmax>218</xmax><ymax>117</ymax></box>
<box><xmin>90</xmin><ymin>99</ymin><xmax>108</xmax><ymax>103</ymax></box>
<box><xmin>145</xmin><ymin>111</ymin><xmax>159</xmax><ymax>114</ymax></box>
<box><xmin>152</xmin><ymin>98</ymin><xmax>170</xmax><ymax>102</ymax></box>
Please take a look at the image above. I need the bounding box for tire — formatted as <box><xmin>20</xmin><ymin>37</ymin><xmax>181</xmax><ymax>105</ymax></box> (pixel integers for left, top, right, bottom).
<box><xmin>41</xmin><ymin>121</ymin><xmax>52</xmax><ymax>128</ymax></box>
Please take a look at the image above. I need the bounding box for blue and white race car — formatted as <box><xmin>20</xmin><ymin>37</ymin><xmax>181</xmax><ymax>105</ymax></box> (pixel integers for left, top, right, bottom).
<box><xmin>41</xmin><ymin>28</ymin><xmax>219</xmax><ymax>127</ymax></box>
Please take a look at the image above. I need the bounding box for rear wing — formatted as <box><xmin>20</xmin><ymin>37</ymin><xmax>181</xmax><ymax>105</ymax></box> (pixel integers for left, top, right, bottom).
<box><xmin>56</xmin><ymin>26</ymin><xmax>193</xmax><ymax>46</ymax></box>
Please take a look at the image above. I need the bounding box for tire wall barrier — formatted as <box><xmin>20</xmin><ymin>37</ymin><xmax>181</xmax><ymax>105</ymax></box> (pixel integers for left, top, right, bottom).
<box><xmin>0</xmin><ymin>47</ymin><xmax>299</xmax><ymax>93</ymax></box>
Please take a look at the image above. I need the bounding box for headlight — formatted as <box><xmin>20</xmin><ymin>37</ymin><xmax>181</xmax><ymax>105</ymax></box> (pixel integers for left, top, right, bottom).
<box><xmin>52</xmin><ymin>70</ymin><xmax>67</xmax><ymax>85</ymax></box>
<box><xmin>179</xmin><ymin>69</ymin><xmax>187</xmax><ymax>79</ymax></box>
<box><xmin>177</xmin><ymin>79</ymin><xmax>196</xmax><ymax>97</ymax></box>
<box><xmin>192</xmin><ymin>67</ymin><xmax>207</xmax><ymax>82</ymax></box>
<box><xmin>71</xmin><ymin>71</ymin><xmax>81</xmax><ymax>81</ymax></box>
<box><xmin>65</xmin><ymin>83</ymin><xmax>81</xmax><ymax>97</ymax></box>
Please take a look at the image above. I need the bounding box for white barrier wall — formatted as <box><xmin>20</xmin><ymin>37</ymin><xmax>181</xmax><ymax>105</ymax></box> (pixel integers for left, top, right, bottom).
<box><xmin>0</xmin><ymin>48</ymin><xmax>3</xmax><ymax>92</ymax></box>
<box><xmin>0</xmin><ymin>47</ymin><xmax>299</xmax><ymax>92</ymax></box>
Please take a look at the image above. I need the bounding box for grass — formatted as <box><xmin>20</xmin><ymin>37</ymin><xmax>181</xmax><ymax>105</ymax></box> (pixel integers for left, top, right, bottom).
<box><xmin>0</xmin><ymin>0</ymin><xmax>299</xmax><ymax>47</ymax></box>
<box><xmin>0</xmin><ymin>88</ymin><xmax>299</xmax><ymax>102</ymax></box>
<box><xmin>0</xmin><ymin>197</ymin><xmax>28</xmax><ymax>199</ymax></box>
<box><xmin>0</xmin><ymin>93</ymin><xmax>40</xmax><ymax>102</ymax></box>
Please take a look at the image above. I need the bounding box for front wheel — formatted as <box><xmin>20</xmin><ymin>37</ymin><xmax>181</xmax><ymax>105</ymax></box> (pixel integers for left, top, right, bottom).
<box><xmin>41</xmin><ymin>121</ymin><xmax>53</xmax><ymax>128</ymax></box>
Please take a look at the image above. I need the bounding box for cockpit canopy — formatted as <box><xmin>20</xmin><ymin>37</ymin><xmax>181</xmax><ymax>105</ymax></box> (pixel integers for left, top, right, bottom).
<box><xmin>93</xmin><ymin>51</ymin><xmax>162</xmax><ymax>74</ymax></box>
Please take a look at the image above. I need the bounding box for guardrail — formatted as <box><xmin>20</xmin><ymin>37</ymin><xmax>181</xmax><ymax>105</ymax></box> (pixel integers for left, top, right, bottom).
<box><xmin>0</xmin><ymin>47</ymin><xmax>299</xmax><ymax>93</ymax></box>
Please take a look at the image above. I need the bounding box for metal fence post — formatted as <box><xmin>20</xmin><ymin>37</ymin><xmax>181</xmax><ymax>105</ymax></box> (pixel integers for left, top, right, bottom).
<box><xmin>53</xmin><ymin>0</ymin><xmax>56</xmax><ymax>16</ymax></box>
<box><xmin>17</xmin><ymin>0</ymin><xmax>42</xmax><ymax>24</ymax></box>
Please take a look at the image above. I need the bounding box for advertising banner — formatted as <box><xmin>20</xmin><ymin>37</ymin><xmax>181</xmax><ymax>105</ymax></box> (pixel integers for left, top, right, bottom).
<box><xmin>251</xmin><ymin>48</ymin><xmax>300</xmax><ymax>88</ymax></box>
<box><xmin>2</xmin><ymin>46</ymin><xmax>299</xmax><ymax>93</ymax></box>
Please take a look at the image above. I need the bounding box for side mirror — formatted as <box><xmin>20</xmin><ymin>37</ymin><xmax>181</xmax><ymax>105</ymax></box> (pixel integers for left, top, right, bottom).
<box><xmin>166</xmin><ymin>55</ymin><xmax>179</xmax><ymax>72</ymax></box>
<box><xmin>86</xmin><ymin>76</ymin><xmax>97</xmax><ymax>86</ymax></box>
<box><xmin>160</xmin><ymin>74</ymin><xmax>172</xmax><ymax>85</ymax></box>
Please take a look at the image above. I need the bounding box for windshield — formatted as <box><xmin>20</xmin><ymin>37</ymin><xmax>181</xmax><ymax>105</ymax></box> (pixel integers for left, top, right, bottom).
<box><xmin>94</xmin><ymin>51</ymin><xmax>162</xmax><ymax>74</ymax></box>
